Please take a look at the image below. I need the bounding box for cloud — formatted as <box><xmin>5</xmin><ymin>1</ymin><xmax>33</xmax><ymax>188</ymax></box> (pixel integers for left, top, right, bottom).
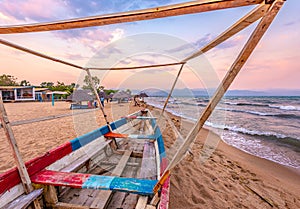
<box><xmin>54</xmin><ymin>28</ymin><xmax>125</xmax><ymax>53</ymax></box>
<box><xmin>0</xmin><ymin>0</ymin><xmax>71</xmax><ymax>23</ymax></box>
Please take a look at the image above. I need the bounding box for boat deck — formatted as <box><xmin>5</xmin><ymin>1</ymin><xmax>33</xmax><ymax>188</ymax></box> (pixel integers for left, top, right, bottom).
<box><xmin>56</xmin><ymin>117</ymin><xmax>157</xmax><ymax>208</ymax></box>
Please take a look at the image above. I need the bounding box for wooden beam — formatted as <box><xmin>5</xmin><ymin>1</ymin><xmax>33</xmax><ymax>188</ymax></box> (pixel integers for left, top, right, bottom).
<box><xmin>156</xmin><ymin>0</ymin><xmax>285</xmax><ymax>191</ymax></box>
<box><xmin>0</xmin><ymin>96</ymin><xmax>41</xmax><ymax>209</ymax></box>
<box><xmin>0</xmin><ymin>0</ymin><xmax>263</xmax><ymax>34</ymax></box>
<box><xmin>183</xmin><ymin>2</ymin><xmax>271</xmax><ymax>61</ymax></box>
<box><xmin>90</xmin><ymin>150</ymin><xmax>132</xmax><ymax>208</ymax></box>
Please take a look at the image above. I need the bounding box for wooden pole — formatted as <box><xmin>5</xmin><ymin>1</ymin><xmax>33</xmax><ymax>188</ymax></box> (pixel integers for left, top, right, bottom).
<box><xmin>152</xmin><ymin>63</ymin><xmax>185</xmax><ymax>132</ymax></box>
<box><xmin>85</xmin><ymin>69</ymin><xmax>113</xmax><ymax>132</ymax></box>
<box><xmin>154</xmin><ymin>0</ymin><xmax>285</xmax><ymax>193</ymax></box>
<box><xmin>0</xmin><ymin>96</ymin><xmax>41</xmax><ymax>208</ymax></box>
<box><xmin>0</xmin><ymin>0</ymin><xmax>263</xmax><ymax>34</ymax></box>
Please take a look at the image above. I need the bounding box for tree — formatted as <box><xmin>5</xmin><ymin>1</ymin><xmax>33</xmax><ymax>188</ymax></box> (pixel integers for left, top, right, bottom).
<box><xmin>83</xmin><ymin>75</ymin><xmax>100</xmax><ymax>91</ymax></box>
<box><xmin>20</xmin><ymin>80</ymin><xmax>31</xmax><ymax>86</ymax></box>
<box><xmin>40</xmin><ymin>82</ymin><xmax>54</xmax><ymax>87</ymax></box>
<box><xmin>0</xmin><ymin>74</ymin><xmax>18</xmax><ymax>86</ymax></box>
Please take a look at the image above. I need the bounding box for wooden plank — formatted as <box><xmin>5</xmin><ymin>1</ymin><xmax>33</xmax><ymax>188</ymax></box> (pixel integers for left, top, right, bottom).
<box><xmin>156</xmin><ymin>0</ymin><xmax>286</xmax><ymax>189</ymax></box>
<box><xmin>53</xmin><ymin>202</ymin><xmax>89</xmax><ymax>209</ymax></box>
<box><xmin>116</xmin><ymin>150</ymin><xmax>144</xmax><ymax>158</ymax></box>
<box><xmin>136</xmin><ymin>141</ymin><xmax>157</xmax><ymax>209</ymax></box>
<box><xmin>136</xmin><ymin>196</ymin><xmax>148</xmax><ymax>209</ymax></box>
<box><xmin>90</xmin><ymin>150</ymin><xmax>132</xmax><ymax>208</ymax></box>
<box><xmin>0</xmin><ymin>0</ymin><xmax>263</xmax><ymax>34</ymax></box>
<box><xmin>2</xmin><ymin>189</ymin><xmax>43</xmax><ymax>209</ymax></box>
<box><xmin>139</xmin><ymin>142</ymin><xmax>156</xmax><ymax>180</ymax></box>
<box><xmin>0</xmin><ymin>97</ymin><xmax>41</xmax><ymax>209</ymax></box>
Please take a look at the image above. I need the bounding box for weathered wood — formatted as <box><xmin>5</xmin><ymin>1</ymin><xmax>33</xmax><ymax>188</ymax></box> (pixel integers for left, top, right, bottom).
<box><xmin>156</xmin><ymin>0</ymin><xmax>285</xmax><ymax>188</ymax></box>
<box><xmin>146</xmin><ymin>205</ymin><xmax>156</xmax><ymax>209</ymax></box>
<box><xmin>135</xmin><ymin>196</ymin><xmax>148</xmax><ymax>209</ymax></box>
<box><xmin>116</xmin><ymin>150</ymin><xmax>144</xmax><ymax>158</ymax></box>
<box><xmin>140</xmin><ymin>142</ymin><xmax>157</xmax><ymax>180</ymax></box>
<box><xmin>0</xmin><ymin>184</ymin><xmax>24</xmax><ymax>208</ymax></box>
<box><xmin>2</xmin><ymin>189</ymin><xmax>43</xmax><ymax>209</ymax></box>
<box><xmin>136</xmin><ymin>141</ymin><xmax>157</xmax><ymax>209</ymax></box>
<box><xmin>0</xmin><ymin>0</ymin><xmax>263</xmax><ymax>34</ymax></box>
<box><xmin>0</xmin><ymin>97</ymin><xmax>41</xmax><ymax>209</ymax></box>
<box><xmin>43</xmin><ymin>185</ymin><xmax>58</xmax><ymax>206</ymax></box>
<box><xmin>183</xmin><ymin>2</ymin><xmax>271</xmax><ymax>61</ymax></box>
<box><xmin>90</xmin><ymin>150</ymin><xmax>132</xmax><ymax>208</ymax></box>
<box><xmin>53</xmin><ymin>202</ymin><xmax>89</xmax><ymax>209</ymax></box>
<box><xmin>100</xmin><ymin>161</ymin><xmax>139</xmax><ymax>167</ymax></box>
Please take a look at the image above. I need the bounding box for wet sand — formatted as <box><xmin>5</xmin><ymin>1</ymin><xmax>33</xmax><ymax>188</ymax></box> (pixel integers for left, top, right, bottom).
<box><xmin>0</xmin><ymin>101</ymin><xmax>299</xmax><ymax>208</ymax></box>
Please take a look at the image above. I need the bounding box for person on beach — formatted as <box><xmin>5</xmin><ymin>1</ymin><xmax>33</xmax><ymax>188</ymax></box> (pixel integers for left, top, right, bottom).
<box><xmin>134</xmin><ymin>95</ymin><xmax>139</xmax><ymax>106</ymax></box>
<box><xmin>100</xmin><ymin>97</ymin><xmax>105</xmax><ymax>107</ymax></box>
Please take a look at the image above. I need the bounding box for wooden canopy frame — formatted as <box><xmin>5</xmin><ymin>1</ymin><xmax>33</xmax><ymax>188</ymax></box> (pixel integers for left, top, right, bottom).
<box><xmin>0</xmin><ymin>0</ymin><xmax>286</xmax><ymax>207</ymax></box>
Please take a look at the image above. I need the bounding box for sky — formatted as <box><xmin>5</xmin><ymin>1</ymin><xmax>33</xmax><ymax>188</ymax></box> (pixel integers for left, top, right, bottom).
<box><xmin>0</xmin><ymin>0</ymin><xmax>299</xmax><ymax>91</ymax></box>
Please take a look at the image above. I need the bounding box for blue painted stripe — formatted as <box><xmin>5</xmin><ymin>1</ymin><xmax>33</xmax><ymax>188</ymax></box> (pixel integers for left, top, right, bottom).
<box><xmin>111</xmin><ymin>118</ymin><xmax>127</xmax><ymax>129</ymax></box>
<box><xmin>82</xmin><ymin>176</ymin><xmax>114</xmax><ymax>190</ymax></box>
<box><xmin>100</xmin><ymin>126</ymin><xmax>110</xmax><ymax>135</ymax></box>
<box><xmin>82</xmin><ymin>176</ymin><xmax>157</xmax><ymax>195</ymax></box>
<box><xmin>110</xmin><ymin>177</ymin><xmax>157</xmax><ymax>195</ymax></box>
<box><xmin>70</xmin><ymin>128</ymin><xmax>103</xmax><ymax>151</ymax></box>
<box><xmin>157</xmin><ymin>135</ymin><xmax>166</xmax><ymax>159</ymax></box>
<box><xmin>129</xmin><ymin>134</ymin><xmax>156</xmax><ymax>139</ymax></box>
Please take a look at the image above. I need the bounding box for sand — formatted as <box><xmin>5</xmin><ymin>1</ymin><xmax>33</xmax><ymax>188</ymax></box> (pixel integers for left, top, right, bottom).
<box><xmin>0</xmin><ymin>101</ymin><xmax>299</xmax><ymax>208</ymax></box>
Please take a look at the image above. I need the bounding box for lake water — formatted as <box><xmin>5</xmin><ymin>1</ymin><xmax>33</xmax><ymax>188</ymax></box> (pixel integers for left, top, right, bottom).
<box><xmin>146</xmin><ymin>96</ymin><xmax>300</xmax><ymax>169</ymax></box>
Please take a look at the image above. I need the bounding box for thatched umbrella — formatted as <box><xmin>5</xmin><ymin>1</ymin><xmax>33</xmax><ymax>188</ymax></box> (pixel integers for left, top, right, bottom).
<box><xmin>112</xmin><ymin>91</ymin><xmax>131</xmax><ymax>103</ymax></box>
<box><xmin>139</xmin><ymin>92</ymin><xmax>148</xmax><ymax>102</ymax></box>
<box><xmin>139</xmin><ymin>92</ymin><xmax>148</xmax><ymax>98</ymax></box>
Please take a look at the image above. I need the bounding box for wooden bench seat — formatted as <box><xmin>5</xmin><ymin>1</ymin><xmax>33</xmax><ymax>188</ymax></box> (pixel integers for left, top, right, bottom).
<box><xmin>31</xmin><ymin>170</ymin><xmax>157</xmax><ymax>196</ymax></box>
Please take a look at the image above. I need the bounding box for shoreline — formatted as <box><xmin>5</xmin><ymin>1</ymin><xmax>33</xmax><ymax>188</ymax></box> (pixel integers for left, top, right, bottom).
<box><xmin>147</xmin><ymin>101</ymin><xmax>300</xmax><ymax>170</ymax></box>
<box><xmin>147</xmin><ymin>104</ymin><xmax>300</xmax><ymax>208</ymax></box>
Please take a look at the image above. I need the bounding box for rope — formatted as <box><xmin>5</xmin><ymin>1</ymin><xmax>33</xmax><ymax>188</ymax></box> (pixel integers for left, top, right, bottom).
<box><xmin>87</xmin><ymin>62</ymin><xmax>185</xmax><ymax>71</ymax></box>
<box><xmin>0</xmin><ymin>39</ymin><xmax>83</xmax><ymax>70</ymax></box>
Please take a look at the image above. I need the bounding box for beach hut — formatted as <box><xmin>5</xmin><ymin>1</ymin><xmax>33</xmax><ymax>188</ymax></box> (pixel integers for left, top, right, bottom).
<box><xmin>112</xmin><ymin>91</ymin><xmax>131</xmax><ymax>103</ymax></box>
<box><xmin>0</xmin><ymin>86</ymin><xmax>35</xmax><ymax>102</ymax></box>
<box><xmin>68</xmin><ymin>89</ymin><xmax>95</xmax><ymax>109</ymax></box>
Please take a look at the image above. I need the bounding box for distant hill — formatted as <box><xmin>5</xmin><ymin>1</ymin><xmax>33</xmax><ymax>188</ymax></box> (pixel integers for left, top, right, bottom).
<box><xmin>135</xmin><ymin>88</ymin><xmax>300</xmax><ymax>97</ymax></box>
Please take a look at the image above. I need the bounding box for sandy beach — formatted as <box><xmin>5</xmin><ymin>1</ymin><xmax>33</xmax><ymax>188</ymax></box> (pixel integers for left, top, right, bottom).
<box><xmin>0</xmin><ymin>101</ymin><xmax>299</xmax><ymax>208</ymax></box>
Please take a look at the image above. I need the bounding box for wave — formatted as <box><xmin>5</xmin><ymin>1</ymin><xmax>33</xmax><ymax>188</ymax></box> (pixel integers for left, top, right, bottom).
<box><xmin>224</xmin><ymin>102</ymin><xmax>269</xmax><ymax>107</ymax></box>
<box><xmin>269</xmin><ymin>105</ymin><xmax>300</xmax><ymax>111</ymax></box>
<box><xmin>204</xmin><ymin>122</ymin><xmax>300</xmax><ymax>147</ymax></box>
<box><xmin>217</xmin><ymin>107</ymin><xmax>300</xmax><ymax>119</ymax></box>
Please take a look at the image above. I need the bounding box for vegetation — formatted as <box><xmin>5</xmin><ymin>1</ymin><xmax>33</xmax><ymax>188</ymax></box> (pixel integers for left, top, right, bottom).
<box><xmin>0</xmin><ymin>74</ymin><xmax>18</xmax><ymax>86</ymax></box>
<box><xmin>0</xmin><ymin>74</ymin><xmax>126</xmax><ymax>98</ymax></box>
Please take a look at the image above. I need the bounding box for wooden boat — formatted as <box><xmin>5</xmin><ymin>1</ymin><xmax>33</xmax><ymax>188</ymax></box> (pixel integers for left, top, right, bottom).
<box><xmin>0</xmin><ymin>108</ymin><xmax>170</xmax><ymax>208</ymax></box>
<box><xmin>0</xmin><ymin>0</ymin><xmax>285</xmax><ymax>208</ymax></box>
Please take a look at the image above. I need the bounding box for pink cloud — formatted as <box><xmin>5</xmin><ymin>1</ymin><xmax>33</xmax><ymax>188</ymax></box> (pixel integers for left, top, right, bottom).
<box><xmin>0</xmin><ymin>0</ymin><xmax>71</xmax><ymax>23</ymax></box>
<box><xmin>55</xmin><ymin>28</ymin><xmax>124</xmax><ymax>53</ymax></box>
